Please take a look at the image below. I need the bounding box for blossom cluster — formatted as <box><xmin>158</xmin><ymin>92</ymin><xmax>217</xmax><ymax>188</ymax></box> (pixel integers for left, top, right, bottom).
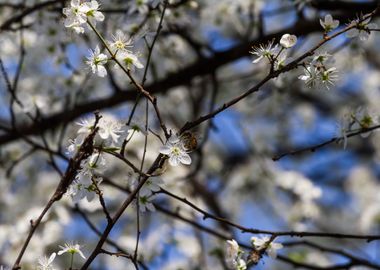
<box><xmin>63</xmin><ymin>0</ymin><xmax>144</xmax><ymax>77</ymax></box>
<box><xmin>225</xmin><ymin>237</ymin><xmax>283</xmax><ymax>269</ymax></box>
<box><xmin>250</xmin><ymin>33</ymin><xmax>297</xmax><ymax>70</ymax></box>
<box><xmin>347</xmin><ymin>16</ymin><xmax>378</xmax><ymax>41</ymax></box>
<box><xmin>66</xmin><ymin>116</ymin><xmax>144</xmax><ymax>203</ymax></box>
<box><xmin>298</xmin><ymin>52</ymin><xmax>338</xmax><ymax>90</ymax></box>
<box><xmin>63</xmin><ymin>0</ymin><xmax>104</xmax><ymax>34</ymax></box>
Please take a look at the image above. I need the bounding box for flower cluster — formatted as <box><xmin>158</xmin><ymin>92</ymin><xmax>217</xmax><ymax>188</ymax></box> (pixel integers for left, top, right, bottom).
<box><xmin>37</xmin><ymin>243</ymin><xmax>86</xmax><ymax>270</ymax></box>
<box><xmin>108</xmin><ymin>29</ymin><xmax>144</xmax><ymax>71</ymax></box>
<box><xmin>250</xmin><ymin>33</ymin><xmax>297</xmax><ymax>70</ymax></box>
<box><xmin>225</xmin><ymin>237</ymin><xmax>283</xmax><ymax>269</ymax></box>
<box><xmin>67</xmin><ymin>116</ymin><xmax>143</xmax><ymax>203</ymax></box>
<box><xmin>159</xmin><ymin>134</ymin><xmax>192</xmax><ymax>166</ymax></box>
<box><xmin>63</xmin><ymin>0</ymin><xmax>144</xmax><ymax>77</ymax></box>
<box><xmin>250</xmin><ymin>236</ymin><xmax>283</xmax><ymax>259</ymax></box>
<box><xmin>347</xmin><ymin>16</ymin><xmax>378</xmax><ymax>41</ymax></box>
<box><xmin>63</xmin><ymin>0</ymin><xmax>104</xmax><ymax>34</ymax></box>
<box><xmin>67</xmin><ymin>152</ymin><xmax>105</xmax><ymax>203</ymax></box>
<box><xmin>298</xmin><ymin>52</ymin><xmax>338</xmax><ymax>90</ymax></box>
<box><xmin>68</xmin><ymin>116</ymin><xmax>128</xmax><ymax>154</ymax></box>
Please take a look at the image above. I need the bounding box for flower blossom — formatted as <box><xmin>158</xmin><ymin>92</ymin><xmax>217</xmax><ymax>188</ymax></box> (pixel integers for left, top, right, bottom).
<box><xmin>159</xmin><ymin>134</ymin><xmax>192</xmax><ymax>166</ymax></box>
<box><xmin>63</xmin><ymin>0</ymin><xmax>104</xmax><ymax>33</ymax></box>
<box><xmin>117</xmin><ymin>51</ymin><xmax>144</xmax><ymax>71</ymax></box>
<box><xmin>225</xmin><ymin>239</ymin><xmax>246</xmax><ymax>270</ymax></box>
<box><xmin>250</xmin><ymin>236</ymin><xmax>283</xmax><ymax>259</ymax></box>
<box><xmin>83</xmin><ymin>0</ymin><xmax>104</xmax><ymax>25</ymax></box>
<box><xmin>58</xmin><ymin>243</ymin><xmax>86</xmax><ymax>259</ymax></box>
<box><xmin>280</xmin><ymin>34</ymin><xmax>297</xmax><ymax>48</ymax></box>
<box><xmin>86</xmin><ymin>45</ymin><xmax>108</xmax><ymax>77</ymax></box>
<box><xmin>347</xmin><ymin>17</ymin><xmax>378</xmax><ymax>41</ymax></box>
<box><xmin>63</xmin><ymin>0</ymin><xmax>87</xmax><ymax>34</ymax></box>
<box><xmin>250</xmin><ymin>41</ymin><xmax>278</xmax><ymax>64</ymax></box>
<box><xmin>37</xmin><ymin>253</ymin><xmax>57</xmax><ymax>270</ymax></box>
<box><xmin>320</xmin><ymin>14</ymin><xmax>339</xmax><ymax>32</ymax></box>
<box><xmin>109</xmin><ymin>30</ymin><xmax>133</xmax><ymax>53</ymax></box>
<box><xmin>98</xmin><ymin>118</ymin><xmax>126</xmax><ymax>146</ymax></box>
<box><xmin>138</xmin><ymin>195</ymin><xmax>156</xmax><ymax>212</ymax></box>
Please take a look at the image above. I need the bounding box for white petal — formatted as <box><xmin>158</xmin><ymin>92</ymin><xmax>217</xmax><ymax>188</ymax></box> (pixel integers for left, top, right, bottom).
<box><xmin>159</xmin><ymin>145</ymin><xmax>171</xmax><ymax>155</ymax></box>
<box><xmin>169</xmin><ymin>156</ymin><xmax>180</xmax><ymax>166</ymax></box>
<box><xmin>48</xmin><ymin>253</ymin><xmax>56</xmax><ymax>264</ymax></box>
<box><xmin>179</xmin><ymin>153</ymin><xmax>192</xmax><ymax>165</ymax></box>
<box><xmin>97</xmin><ymin>65</ymin><xmax>107</xmax><ymax>77</ymax></box>
<box><xmin>78</xmin><ymin>250</ymin><xmax>86</xmax><ymax>259</ymax></box>
<box><xmin>267</xmin><ymin>248</ymin><xmax>277</xmax><ymax>258</ymax></box>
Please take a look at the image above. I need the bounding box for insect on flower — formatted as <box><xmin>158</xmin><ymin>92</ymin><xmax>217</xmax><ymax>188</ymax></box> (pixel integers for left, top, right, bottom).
<box><xmin>180</xmin><ymin>131</ymin><xmax>199</xmax><ymax>152</ymax></box>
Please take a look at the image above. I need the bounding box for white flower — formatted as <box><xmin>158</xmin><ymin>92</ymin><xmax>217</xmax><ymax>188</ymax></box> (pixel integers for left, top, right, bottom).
<box><xmin>86</xmin><ymin>45</ymin><xmax>108</xmax><ymax>77</ymax></box>
<box><xmin>83</xmin><ymin>0</ymin><xmax>104</xmax><ymax>25</ymax></box>
<box><xmin>251</xmin><ymin>236</ymin><xmax>283</xmax><ymax>259</ymax></box>
<box><xmin>37</xmin><ymin>253</ymin><xmax>57</xmax><ymax>270</ymax></box>
<box><xmin>138</xmin><ymin>195</ymin><xmax>156</xmax><ymax>212</ymax></box>
<box><xmin>347</xmin><ymin>17</ymin><xmax>378</xmax><ymax>41</ymax></box>
<box><xmin>98</xmin><ymin>118</ymin><xmax>125</xmax><ymax>145</ymax></box>
<box><xmin>126</xmin><ymin>122</ymin><xmax>147</xmax><ymax>141</ymax></box>
<box><xmin>58</xmin><ymin>243</ymin><xmax>86</xmax><ymax>259</ymax></box>
<box><xmin>66</xmin><ymin>136</ymin><xmax>84</xmax><ymax>156</ymax></box>
<box><xmin>225</xmin><ymin>239</ymin><xmax>246</xmax><ymax>270</ymax></box>
<box><xmin>63</xmin><ymin>0</ymin><xmax>87</xmax><ymax>34</ymax></box>
<box><xmin>352</xmin><ymin>107</ymin><xmax>377</xmax><ymax>137</ymax></box>
<box><xmin>77</xmin><ymin>117</ymin><xmax>96</xmax><ymax>135</ymax></box>
<box><xmin>299</xmin><ymin>66</ymin><xmax>338</xmax><ymax>90</ymax></box>
<box><xmin>159</xmin><ymin>135</ymin><xmax>192</xmax><ymax>166</ymax></box>
<box><xmin>80</xmin><ymin>152</ymin><xmax>107</xmax><ymax>176</ymax></box>
<box><xmin>320</xmin><ymin>14</ymin><xmax>339</xmax><ymax>32</ymax></box>
<box><xmin>132</xmin><ymin>176</ymin><xmax>163</xmax><ymax>197</ymax></box>
<box><xmin>226</xmin><ymin>239</ymin><xmax>239</xmax><ymax>268</ymax></box>
<box><xmin>117</xmin><ymin>51</ymin><xmax>144</xmax><ymax>71</ymax></box>
<box><xmin>68</xmin><ymin>152</ymin><xmax>105</xmax><ymax>202</ymax></box>
<box><xmin>109</xmin><ymin>30</ymin><xmax>133</xmax><ymax>52</ymax></box>
<box><xmin>299</xmin><ymin>66</ymin><xmax>319</xmax><ymax>88</ymax></box>
<box><xmin>275</xmin><ymin>52</ymin><xmax>289</xmax><ymax>70</ymax></box>
<box><xmin>319</xmin><ymin>67</ymin><xmax>338</xmax><ymax>89</ymax></box>
<box><xmin>67</xmin><ymin>176</ymin><xmax>101</xmax><ymax>203</ymax></box>
<box><xmin>250</xmin><ymin>41</ymin><xmax>278</xmax><ymax>64</ymax></box>
<box><xmin>312</xmin><ymin>52</ymin><xmax>332</xmax><ymax>65</ymax></box>
<box><xmin>280</xmin><ymin>34</ymin><xmax>297</xmax><ymax>48</ymax></box>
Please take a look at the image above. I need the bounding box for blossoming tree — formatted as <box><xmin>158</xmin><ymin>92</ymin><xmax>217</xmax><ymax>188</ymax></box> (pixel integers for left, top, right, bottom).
<box><xmin>1</xmin><ymin>0</ymin><xmax>380</xmax><ymax>269</ymax></box>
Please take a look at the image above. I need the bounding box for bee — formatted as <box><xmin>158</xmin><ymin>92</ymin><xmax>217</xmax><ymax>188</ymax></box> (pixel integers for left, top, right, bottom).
<box><xmin>180</xmin><ymin>131</ymin><xmax>198</xmax><ymax>152</ymax></box>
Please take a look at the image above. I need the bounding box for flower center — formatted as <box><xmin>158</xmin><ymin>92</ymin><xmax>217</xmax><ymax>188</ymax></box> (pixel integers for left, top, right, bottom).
<box><xmin>171</xmin><ymin>146</ymin><xmax>181</xmax><ymax>156</ymax></box>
